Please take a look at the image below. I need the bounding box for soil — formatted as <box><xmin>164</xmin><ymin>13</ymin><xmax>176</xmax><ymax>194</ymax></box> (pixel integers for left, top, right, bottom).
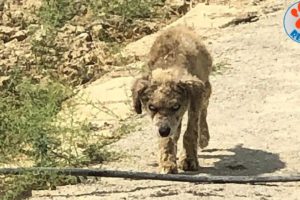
<box><xmin>30</xmin><ymin>0</ymin><xmax>300</xmax><ymax>199</ymax></box>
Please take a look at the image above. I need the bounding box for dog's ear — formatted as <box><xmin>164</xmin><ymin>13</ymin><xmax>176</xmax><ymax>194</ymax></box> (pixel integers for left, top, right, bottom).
<box><xmin>177</xmin><ymin>77</ymin><xmax>205</xmax><ymax>100</ymax></box>
<box><xmin>131</xmin><ymin>77</ymin><xmax>149</xmax><ymax>114</ymax></box>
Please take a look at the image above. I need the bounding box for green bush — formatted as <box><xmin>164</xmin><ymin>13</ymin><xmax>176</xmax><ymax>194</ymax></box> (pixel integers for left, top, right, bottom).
<box><xmin>38</xmin><ymin>0</ymin><xmax>165</xmax><ymax>28</ymax></box>
<box><xmin>0</xmin><ymin>74</ymin><xmax>70</xmax><ymax>166</ymax></box>
<box><xmin>0</xmin><ymin>0</ymin><xmax>164</xmax><ymax>198</ymax></box>
<box><xmin>89</xmin><ymin>0</ymin><xmax>164</xmax><ymax>20</ymax></box>
<box><xmin>38</xmin><ymin>0</ymin><xmax>85</xmax><ymax>28</ymax></box>
<box><xmin>0</xmin><ymin>71</ymin><xmax>133</xmax><ymax>198</ymax></box>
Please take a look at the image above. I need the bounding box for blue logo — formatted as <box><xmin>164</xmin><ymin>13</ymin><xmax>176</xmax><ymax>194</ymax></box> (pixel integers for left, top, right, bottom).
<box><xmin>283</xmin><ymin>1</ymin><xmax>300</xmax><ymax>43</ymax></box>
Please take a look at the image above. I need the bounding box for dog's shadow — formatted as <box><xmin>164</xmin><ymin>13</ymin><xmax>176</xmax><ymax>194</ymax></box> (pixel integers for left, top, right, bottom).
<box><xmin>184</xmin><ymin>145</ymin><xmax>285</xmax><ymax>176</ymax></box>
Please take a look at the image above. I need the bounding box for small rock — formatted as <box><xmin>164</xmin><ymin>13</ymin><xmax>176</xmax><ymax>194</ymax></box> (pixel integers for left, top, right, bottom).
<box><xmin>91</xmin><ymin>24</ymin><xmax>103</xmax><ymax>39</ymax></box>
<box><xmin>78</xmin><ymin>4</ymin><xmax>88</xmax><ymax>15</ymax></box>
<box><xmin>0</xmin><ymin>33</ymin><xmax>10</xmax><ymax>42</ymax></box>
<box><xmin>0</xmin><ymin>26</ymin><xmax>15</xmax><ymax>35</ymax></box>
<box><xmin>61</xmin><ymin>24</ymin><xmax>76</xmax><ymax>34</ymax></box>
<box><xmin>11</xmin><ymin>10</ymin><xmax>24</xmax><ymax>20</ymax></box>
<box><xmin>0</xmin><ymin>76</ymin><xmax>10</xmax><ymax>87</ymax></box>
<box><xmin>0</xmin><ymin>0</ymin><xmax>4</xmax><ymax>11</ymax></box>
<box><xmin>75</xmin><ymin>26</ymin><xmax>85</xmax><ymax>35</ymax></box>
<box><xmin>82</xmin><ymin>53</ymin><xmax>97</xmax><ymax>65</ymax></box>
<box><xmin>2</xmin><ymin>13</ymin><xmax>11</xmax><ymax>26</ymax></box>
<box><xmin>11</xmin><ymin>30</ymin><xmax>27</xmax><ymax>41</ymax></box>
<box><xmin>70</xmin><ymin>49</ymin><xmax>83</xmax><ymax>59</ymax></box>
<box><xmin>0</xmin><ymin>26</ymin><xmax>17</xmax><ymax>43</ymax></box>
<box><xmin>15</xmin><ymin>50</ymin><xmax>25</xmax><ymax>56</ymax></box>
<box><xmin>76</xmin><ymin>32</ymin><xmax>92</xmax><ymax>42</ymax></box>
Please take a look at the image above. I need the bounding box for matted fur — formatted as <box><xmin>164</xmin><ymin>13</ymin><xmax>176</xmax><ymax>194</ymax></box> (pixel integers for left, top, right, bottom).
<box><xmin>132</xmin><ymin>26</ymin><xmax>212</xmax><ymax>174</ymax></box>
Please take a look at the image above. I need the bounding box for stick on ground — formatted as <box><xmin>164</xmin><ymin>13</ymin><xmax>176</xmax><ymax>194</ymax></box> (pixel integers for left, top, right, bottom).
<box><xmin>1</xmin><ymin>167</ymin><xmax>300</xmax><ymax>184</ymax></box>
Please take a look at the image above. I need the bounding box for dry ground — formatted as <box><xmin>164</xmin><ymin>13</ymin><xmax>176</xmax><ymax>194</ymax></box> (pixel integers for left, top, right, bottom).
<box><xmin>30</xmin><ymin>0</ymin><xmax>300</xmax><ymax>199</ymax></box>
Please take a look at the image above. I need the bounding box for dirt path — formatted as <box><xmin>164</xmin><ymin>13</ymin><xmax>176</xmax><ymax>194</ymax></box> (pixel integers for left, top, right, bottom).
<box><xmin>30</xmin><ymin>2</ymin><xmax>300</xmax><ymax>200</ymax></box>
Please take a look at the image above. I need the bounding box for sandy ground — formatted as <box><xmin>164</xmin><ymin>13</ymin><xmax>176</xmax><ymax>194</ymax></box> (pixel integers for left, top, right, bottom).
<box><xmin>30</xmin><ymin>1</ymin><xmax>300</xmax><ymax>199</ymax></box>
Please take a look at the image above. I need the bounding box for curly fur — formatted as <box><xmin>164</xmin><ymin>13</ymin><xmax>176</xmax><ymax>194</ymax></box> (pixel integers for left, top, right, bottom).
<box><xmin>132</xmin><ymin>26</ymin><xmax>212</xmax><ymax>174</ymax></box>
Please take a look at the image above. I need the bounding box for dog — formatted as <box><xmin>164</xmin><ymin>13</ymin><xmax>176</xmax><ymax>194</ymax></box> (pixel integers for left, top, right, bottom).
<box><xmin>131</xmin><ymin>26</ymin><xmax>212</xmax><ymax>173</ymax></box>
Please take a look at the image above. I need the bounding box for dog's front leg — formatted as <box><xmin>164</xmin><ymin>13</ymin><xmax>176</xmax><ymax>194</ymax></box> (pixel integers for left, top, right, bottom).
<box><xmin>179</xmin><ymin>101</ymin><xmax>201</xmax><ymax>171</ymax></box>
<box><xmin>159</xmin><ymin>137</ymin><xmax>178</xmax><ymax>174</ymax></box>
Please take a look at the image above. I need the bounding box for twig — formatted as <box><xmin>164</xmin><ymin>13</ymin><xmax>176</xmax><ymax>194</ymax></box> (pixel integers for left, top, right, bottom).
<box><xmin>220</xmin><ymin>13</ymin><xmax>259</xmax><ymax>28</ymax></box>
<box><xmin>1</xmin><ymin>168</ymin><xmax>300</xmax><ymax>184</ymax></box>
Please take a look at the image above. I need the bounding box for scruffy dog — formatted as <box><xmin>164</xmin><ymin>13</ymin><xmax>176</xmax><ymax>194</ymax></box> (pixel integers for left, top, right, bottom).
<box><xmin>131</xmin><ymin>26</ymin><xmax>212</xmax><ymax>174</ymax></box>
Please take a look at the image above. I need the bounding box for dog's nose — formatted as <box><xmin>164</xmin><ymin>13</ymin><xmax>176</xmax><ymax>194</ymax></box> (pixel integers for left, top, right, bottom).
<box><xmin>159</xmin><ymin>126</ymin><xmax>171</xmax><ymax>137</ymax></box>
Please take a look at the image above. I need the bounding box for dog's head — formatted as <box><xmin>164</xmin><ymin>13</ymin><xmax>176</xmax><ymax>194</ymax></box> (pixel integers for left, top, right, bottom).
<box><xmin>131</xmin><ymin>69</ymin><xmax>204</xmax><ymax>137</ymax></box>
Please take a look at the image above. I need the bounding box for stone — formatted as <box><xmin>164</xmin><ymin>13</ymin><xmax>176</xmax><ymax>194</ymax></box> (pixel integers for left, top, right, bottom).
<box><xmin>75</xmin><ymin>26</ymin><xmax>85</xmax><ymax>35</ymax></box>
<box><xmin>0</xmin><ymin>0</ymin><xmax>4</xmax><ymax>11</ymax></box>
<box><xmin>0</xmin><ymin>76</ymin><xmax>10</xmax><ymax>87</ymax></box>
<box><xmin>0</xmin><ymin>26</ymin><xmax>15</xmax><ymax>35</ymax></box>
<box><xmin>91</xmin><ymin>24</ymin><xmax>103</xmax><ymax>39</ymax></box>
<box><xmin>11</xmin><ymin>30</ymin><xmax>27</xmax><ymax>41</ymax></box>
<box><xmin>76</xmin><ymin>32</ymin><xmax>92</xmax><ymax>42</ymax></box>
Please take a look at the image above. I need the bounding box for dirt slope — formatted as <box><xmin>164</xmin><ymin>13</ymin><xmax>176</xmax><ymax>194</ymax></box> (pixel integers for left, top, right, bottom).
<box><xmin>30</xmin><ymin>2</ymin><xmax>300</xmax><ymax>200</ymax></box>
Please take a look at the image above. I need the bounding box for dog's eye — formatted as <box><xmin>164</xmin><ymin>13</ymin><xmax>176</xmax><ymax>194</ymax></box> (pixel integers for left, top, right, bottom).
<box><xmin>171</xmin><ymin>104</ymin><xmax>181</xmax><ymax>111</ymax></box>
<box><xmin>148</xmin><ymin>104</ymin><xmax>157</xmax><ymax>112</ymax></box>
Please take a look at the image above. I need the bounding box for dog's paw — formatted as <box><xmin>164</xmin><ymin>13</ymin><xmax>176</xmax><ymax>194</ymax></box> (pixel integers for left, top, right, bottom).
<box><xmin>199</xmin><ymin>135</ymin><xmax>209</xmax><ymax>149</ymax></box>
<box><xmin>159</xmin><ymin>162</ymin><xmax>178</xmax><ymax>174</ymax></box>
<box><xmin>178</xmin><ymin>157</ymin><xmax>199</xmax><ymax>171</ymax></box>
<box><xmin>199</xmin><ymin>132</ymin><xmax>209</xmax><ymax>149</ymax></box>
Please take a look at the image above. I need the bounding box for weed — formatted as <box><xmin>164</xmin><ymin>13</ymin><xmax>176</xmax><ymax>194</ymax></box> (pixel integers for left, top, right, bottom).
<box><xmin>0</xmin><ymin>0</ymin><xmax>166</xmax><ymax>198</ymax></box>
<box><xmin>88</xmin><ymin>0</ymin><xmax>166</xmax><ymax>42</ymax></box>
<box><xmin>0</xmin><ymin>69</ymin><xmax>138</xmax><ymax>197</ymax></box>
<box><xmin>0</xmin><ymin>74</ymin><xmax>70</xmax><ymax>165</ymax></box>
<box><xmin>1</xmin><ymin>172</ymin><xmax>78</xmax><ymax>200</ymax></box>
<box><xmin>30</xmin><ymin>27</ymin><xmax>66</xmax><ymax>76</ymax></box>
<box><xmin>89</xmin><ymin>0</ymin><xmax>164</xmax><ymax>21</ymax></box>
<box><xmin>38</xmin><ymin>0</ymin><xmax>85</xmax><ymax>28</ymax></box>
<box><xmin>212</xmin><ymin>60</ymin><xmax>231</xmax><ymax>75</ymax></box>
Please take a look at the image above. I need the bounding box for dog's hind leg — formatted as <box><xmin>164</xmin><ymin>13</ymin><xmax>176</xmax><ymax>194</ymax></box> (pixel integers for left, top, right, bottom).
<box><xmin>199</xmin><ymin>81</ymin><xmax>211</xmax><ymax>149</ymax></box>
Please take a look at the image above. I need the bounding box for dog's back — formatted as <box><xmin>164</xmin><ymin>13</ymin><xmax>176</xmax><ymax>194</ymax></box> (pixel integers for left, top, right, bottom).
<box><xmin>148</xmin><ymin>26</ymin><xmax>212</xmax><ymax>82</ymax></box>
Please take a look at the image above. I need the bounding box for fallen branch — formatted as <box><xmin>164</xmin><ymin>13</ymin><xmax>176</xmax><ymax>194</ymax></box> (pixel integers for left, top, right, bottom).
<box><xmin>220</xmin><ymin>13</ymin><xmax>259</xmax><ymax>28</ymax></box>
<box><xmin>1</xmin><ymin>167</ymin><xmax>300</xmax><ymax>184</ymax></box>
